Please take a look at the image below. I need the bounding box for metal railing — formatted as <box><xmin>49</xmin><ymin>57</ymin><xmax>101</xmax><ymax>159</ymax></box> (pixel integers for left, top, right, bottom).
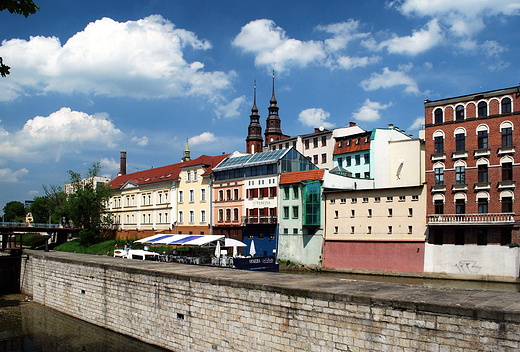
<box><xmin>0</xmin><ymin>222</ymin><xmax>64</xmax><ymax>229</ymax></box>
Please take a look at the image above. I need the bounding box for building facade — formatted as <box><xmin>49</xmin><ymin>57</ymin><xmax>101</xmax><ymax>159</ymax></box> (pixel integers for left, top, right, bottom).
<box><xmin>423</xmin><ymin>86</ymin><xmax>520</xmax><ymax>279</ymax></box>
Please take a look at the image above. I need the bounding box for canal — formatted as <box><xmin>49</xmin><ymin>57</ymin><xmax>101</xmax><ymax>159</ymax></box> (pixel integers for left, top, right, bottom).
<box><xmin>0</xmin><ymin>294</ymin><xmax>171</xmax><ymax>352</ymax></box>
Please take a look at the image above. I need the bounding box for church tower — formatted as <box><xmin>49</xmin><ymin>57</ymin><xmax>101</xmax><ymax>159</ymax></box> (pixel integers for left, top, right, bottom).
<box><xmin>182</xmin><ymin>139</ymin><xmax>191</xmax><ymax>162</ymax></box>
<box><xmin>264</xmin><ymin>71</ymin><xmax>283</xmax><ymax>146</ymax></box>
<box><xmin>246</xmin><ymin>82</ymin><xmax>263</xmax><ymax>154</ymax></box>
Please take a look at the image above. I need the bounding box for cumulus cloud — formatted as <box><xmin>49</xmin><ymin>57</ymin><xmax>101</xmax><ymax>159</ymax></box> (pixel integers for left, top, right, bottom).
<box><xmin>0</xmin><ymin>167</ymin><xmax>29</xmax><ymax>182</ymax></box>
<box><xmin>232</xmin><ymin>19</ymin><xmax>378</xmax><ymax>72</ymax></box>
<box><xmin>352</xmin><ymin>99</ymin><xmax>392</xmax><ymax>122</ymax></box>
<box><xmin>408</xmin><ymin>116</ymin><xmax>424</xmax><ymax>130</ymax></box>
<box><xmin>0</xmin><ymin>15</ymin><xmax>235</xmax><ymax>103</ymax></box>
<box><xmin>213</xmin><ymin>95</ymin><xmax>247</xmax><ymax>119</ymax></box>
<box><xmin>0</xmin><ymin>107</ymin><xmax>123</xmax><ymax>163</ymax></box>
<box><xmin>99</xmin><ymin>157</ymin><xmax>119</xmax><ymax>173</ymax></box>
<box><xmin>298</xmin><ymin>108</ymin><xmax>335</xmax><ymax>129</ymax></box>
<box><xmin>131</xmin><ymin>136</ymin><xmax>149</xmax><ymax>146</ymax></box>
<box><xmin>365</xmin><ymin>19</ymin><xmax>443</xmax><ymax>55</ymax></box>
<box><xmin>189</xmin><ymin>132</ymin><xmax>217</xmax><ymax>146</ymax></box>
<box><xmin>360</xmin><ymin>66</ymin><xmax>420</xmax><ymax>94</ymax></box>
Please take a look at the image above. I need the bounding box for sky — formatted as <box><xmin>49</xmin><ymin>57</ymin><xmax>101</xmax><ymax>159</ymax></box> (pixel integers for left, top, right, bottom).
<box><xmin>1</xmin><ymin>0</ymin><xmax>520</xmax><ymax>213</ymax></box>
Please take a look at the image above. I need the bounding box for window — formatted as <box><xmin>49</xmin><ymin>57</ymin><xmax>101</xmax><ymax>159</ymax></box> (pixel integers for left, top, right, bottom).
<box><xmin>233</xmin><ymin>208</ymin><xmax>239</xmax><ymax>222</ymax></box>
<box><xmin>304</xmin><ymin>139</ymin><xmax>309</xmax><ymax>149</ymax></box>
<box><xmin>367</xmin><ymin>209</ymin><xmax>372</xmax><ymax>218</ymax></box>
<box><xmin>337</xmin><ymin>157</ymin><xmax>343</xmax><ymax>167</ymax></box>
<box><xmin>386</xmin><ymin>196</ymin><xmax>393</xmax><ymax>202</ymax></box>
<box><xmin>374</xmin><ymin>197</ymin><xmax>381</xmax><ymax>203</ymax></box>
<box><xmin>340</xmin><ymin>199</ymin><xmax>346</xmax><ymax>204</ymax></box>
<box><xmin>321</xmin><ymin>153</ymin><xmax>327</xmax><ymax>164</ymax></box>
<box><xmin>189</xmin><ymin>210</ymin><xmax>194</xmax><ymax>224</ymax></box>
<box><xmin>434</xmin><ymin>108</ymin><xmax>443</xmax><ymax>124</ymax></box>
<box><xmin>351</xmin><ymin>198</ymin><xmax>357</xmax><ymax>203</ymax></box>
<box><xmin>478</xmin><ymin>164</ymin><xmax>488</xmax><ymax>183</ymax></box>
<box><xmin>477</xmin><ymin>101</ymin><xmax>487</xmax><ymax>117</ymax></box>
<box><xmin>478</xmin><ymin>130</ymin><xmax>488</xmax><ymax>149</ymax></box>
<box><xmin>455</xmin><ymin>133</ymin><xmax>465</xmax><ymax>151</ymax></box>
<box><xmin>502</xmin><ymin>97</ymin><xmax>512</xmax><ymax>114</ymax></box>
<box><xmin>503</xmin><ymin>162</ymin><xmax>513</xmax><ymax>181</ymax></box>
<box><xmin>283</xmin><ymin>187</ymin><xmax>290</xmax><ymax>200</ymax></box>
<box><xmin>367</xmin><ymin>226</ymin><xmax>372</xmax><ymax>234</ymax></box>
<box><xmin>225</xmin><ymin>209</ymin><xmax>231</xmax><ymax>222</ymax></box>
<box><xmin>388</xmin><ymin>208</ymin><xmax>393</xmax><ymax>217</ymax></box>
<box><xmin>334</xmin><ymin>226</ymin><xmax>338</xmax><ymax>234</ymax></box>
<box><xmin>283</xmin><ymin>206</ymin><xmax>289</xmax><ymax>219</ymax></box>
<box><xmin>292</xmin><ymin>206</ymin><xmax>299</xmax><ymax>219</ymax></box>
<box><xmin>455</xmin><ymin>166</ymin><xmax>465</xmax><ymax>184</ymax></box>
<box><xmin>350</xmin><ymin>226</ymin><xmax>355</xmax><ymax>234</ymax></box>
<box><xmin>330</xmin><ymin>199</ymin><xmax>336</xmax><ymax>204</ymax></box>
<box><xmin>293</xmin><ymin>228</ymin><xmax>298</xmax><ymax>235</ymax></box>
<box><xmin>179</xmin><ymin>191</ymin><xmax>184</xmax><ymax>203</ymax></box>
<box><xmin>189</xmin><ymin>189</ymin><xmax>195</xmax><ymax>203</ymax></box>
<box><xmin>478</xmin><ymin>197</ymin><xmax>488</xmax><ymax>213</ymax></box>
<box><xmin>292</xmin><ymin>186</ymin><xmax>299</xmax><ymax>199</ymax></box>
<box><xmin>434</xmin><ymin>167</ymin><xmax>444</xmax><ymax>185</ymax></box>
<box><xmin>455</xmin><ymin>105</ymin><xmax>465</xmax><ymax>120</ymax></box>
<box><xmin>502</xmin><ymin>127</ymin><xmax>513</xmax><ymax>147</ymax></box>
<box><xmin>179</xmin><ymin>211</ymin><xmax>184</xmax><ymax>223</ymax></box>
<box><xmin>434</xmin><ymin>136</ymin><xmax>444</xmax><ymax>153</ymax></box>
<box><xmin>321</xmin><ymin>136</ymin><xmax>327</xmax><ymax>146</ymax></box>
<box><xmin>201</xmin><ymin>189</ymin><xmax>206</xmax><ymax>202</ymax></box>
<box><xmin>364</xmin><ymin>153</ymin><xmax>370</xmax><ymax>164</ymax></box>
<box><xmin>408</xmin><ymin>208</ymin><xmax>413</xmax><ymax>217</ymax></box>
<box><xmin>346</xmin><ymin>156</ymin><xmax>352</xmax><ymax>166</ymax></box>
<box><xmin>501</xmin><ymin>228</ymin><xmax>512</xmax><ymax>246</ymax></box>
<box><xmin>434</xmin><ymin>200</ymin><xmax>444</xmax><ymax>214</ymax></box>
<box><xmin>355</xmin><ymin>155</ymin><xmax>361</xmax><ymax>165</ymax></box>
<box><xmin>388</xmin><ymin>226</ymin><xmax>392</xmax><ymax>234</ymax></box>
<box><xmin>234</xmin><ymin>188</ymin><xmax>239</xmax><ymax>200</ymax></box>
<box><xmin>408</xmin><ymin>226</ymin><xmax>412</xmax><ymax>234</ymax></box>
<box><xmin>399</xmin><ymin>196</ymin><xmax>406</xmax><ymax>202</ymax></box>
<box><xmin>502</xmin><ymin>197</ymin><xmax>513</xmax><ymax>213</ymax></box>
<box><xmin>226</xmin><ymin>189</ymin><xmax>231</xmax><ymax>200</ymax></box>
<box><xmin>412</xmin><ymin>195</ymin><xmax>419</xmax><ymax>201</ymax></box>
<box><xmin>313</xmin><ymin>137</ymin><xmax>318</xmax><ymax>148</ymax></box>
<box><xmin>201</xmin><ymin>210</ymin><xmax>206</xmax><ymax>223</ymax></box>
<box><xmin>477</xmin><ymin>229</ymin><xmax>488</xmax><ymax>246</ymax></box>
<box><xmin>269</xmin><ymin>187</ymin><xmax>276</xmax><ymax>197</ymax></box>
<box><xmin>362</xmin><ymin>198</ymin><xmax>368</xmax><ymax>203</ymax></box>
<box><xmin>334</xmin><ymin>210</ymin><xmax>338</xmax><ymax>218</ymax></box>
<box><xmin>350</xmin><ymin>210</ymin><xmax>355</xmax><ymax>218</ymax></box>
<box><xmin>313</xmin><ymin>155</ymin><xmax>318</xmax><ymax>164</ymax></box>
<box><xmin>455</xmin><ymin>199</ymin><xmax>465</xmax><ymax>214</ymax></box>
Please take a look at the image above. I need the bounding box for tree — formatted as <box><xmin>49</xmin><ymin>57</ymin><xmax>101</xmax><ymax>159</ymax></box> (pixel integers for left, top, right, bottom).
<box><xmin>0</xmin><ymin>0</ymin><xmax>40</xmax><ymax>77</ymax></box>
<box><xmin>3</xmin><ymin>200</ymin><xmax>25</xmax><ymax>222</ymax></box>
<box><xmin>67</xmin><ymin>162</ymin><xmax>113</xmax><ymax>246</ymax></box>
<box><xmin>30</xmin><ymin>187</ymin><xmax>69</xmax><ymax>224</ymax></box>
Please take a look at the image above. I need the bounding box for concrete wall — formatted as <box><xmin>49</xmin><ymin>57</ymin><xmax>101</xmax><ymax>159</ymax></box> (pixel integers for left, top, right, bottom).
<box><xmin>424</xmin><ymin>243</ymin><xmax>520</xmax><ymax>279</ymax></box>
<box><xmin>21</xmin><ymin>250</ymin><xmax>520</xmax><ymax>352</ymax></box>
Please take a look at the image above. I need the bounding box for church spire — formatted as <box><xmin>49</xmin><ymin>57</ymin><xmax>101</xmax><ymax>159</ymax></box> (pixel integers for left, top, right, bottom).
<box><xmin>182</xmin><ymin>139</ymin><xmax>191</xmax><ymax>162</ymax></box>
<box><xmin>246</xmin><ymin>81</ymin><xmax>263</xmax><ymax>154</ymax></box>
<box><xmin>264</xmin><ymin>70</ymin><xmax>282</xmax><ymax>146</ymax></box>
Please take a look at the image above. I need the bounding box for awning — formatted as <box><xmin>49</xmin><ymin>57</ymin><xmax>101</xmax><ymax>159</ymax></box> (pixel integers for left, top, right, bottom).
<box><xmin>134</xmin><ymin>234</ymin><xmax>246</xmax><ymax>247</ymax></box>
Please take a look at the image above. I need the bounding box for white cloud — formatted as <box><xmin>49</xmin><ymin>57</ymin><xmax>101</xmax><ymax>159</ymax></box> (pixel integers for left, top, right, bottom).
<box><xmin>99</xmin><ymin>157</ymin><xmax>119</xmax><ymax>173</ymax></box>
<box><xmin>189</xmin><ymin>132</ymin><xmax>217</xmax><ymax>146</ymax></box>
<box><xmin>367</xmin><ymin>19</ymin><xmax>443</xmax><ymax>55</ymax></box>
<box><xmin>232</xmin><ymin>19</ymin><xmax>378</xmax><ymax>73</ymax></box>
<box><xmin>360</xmin><ymin>66</ymin><xmax>420</xmax><ymax>94</ymax></box>
<box><xmin>352</xmin><ymin>99</ymin><xmax>392</xmax><ymax>122</ymax></box>
<box><xmin>213</xmin><ymin>95</ymin><xmax>247</xmax><ymax>119</ymax></box>
<box><xmin>131</xmin><ymin>136</ymin><xmax>149</xmax><ymax>146</ymax></box>
<box><xmin>298</xmin><ymin>108</ymin><xmax>335</xmax><ymax>129</ymax></box>
<box><xmin>0</xmin><ymin>107</ymin><xmax>123</xmax><ymax>163</ymax></box>
<box><xmin>408</xmin><ymin>116</ymin><xmax>424</xmax><ymax>130</ymax></box>
<box><xmin>0</xmin><ymin>168</ymin><xmax>29</xmax><ymax>182</ymax></box>
<box><xmin>0</xmin><ymin>15</ymin><xmax>235</xmax><ymax>103</ymax></box>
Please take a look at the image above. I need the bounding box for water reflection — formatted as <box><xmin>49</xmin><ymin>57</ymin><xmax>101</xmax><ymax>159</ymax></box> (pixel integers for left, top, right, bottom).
<box><xmin>282</xmin><ymin>270</ymin><xmax>520</xmax><ymax>292</ymax></box>
<box><xmin>0</xmin><ymin>294</ymin><xmax>171</xmax><ymax>352</ymax></box>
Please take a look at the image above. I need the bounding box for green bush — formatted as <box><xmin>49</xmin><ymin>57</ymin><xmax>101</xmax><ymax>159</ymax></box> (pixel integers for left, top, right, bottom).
<box><xmin>22</xmin><ymin>233</ymin><xmax>46</xmax><ymax>249</ymax></box>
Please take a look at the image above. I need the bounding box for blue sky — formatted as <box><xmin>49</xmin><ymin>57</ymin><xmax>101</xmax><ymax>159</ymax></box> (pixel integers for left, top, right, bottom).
<box><xmin>1</xmin><ymin>0</ymin><xmax>520</xmax><ymax>213</ymax></box>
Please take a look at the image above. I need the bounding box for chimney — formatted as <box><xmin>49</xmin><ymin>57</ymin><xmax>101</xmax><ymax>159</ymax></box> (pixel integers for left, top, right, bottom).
<box><xmin>349</xmin><ymin>122</ymin><xmax>356</xmax><ymax>127</ymax></box>
<box><xmin>120</xmin><ymin>151</ymin><xmax>127</xmax><ymax>176</ymax></box>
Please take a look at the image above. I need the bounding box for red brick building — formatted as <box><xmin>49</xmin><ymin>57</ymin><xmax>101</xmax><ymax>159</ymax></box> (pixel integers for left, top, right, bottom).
<box><xmin>423</xmin><ymin>86</ymin><xmax>520</xmax><ymax>279</ymax></box>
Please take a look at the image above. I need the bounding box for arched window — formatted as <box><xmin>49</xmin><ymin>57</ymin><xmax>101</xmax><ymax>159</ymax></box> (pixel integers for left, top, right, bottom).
<box><xmin>477</xmin><ymin>101</ymin><xmax>487</xmax><ymax>117</ymax></box>
<box><xmin>500</xmin><ymin>190</ymin><xmax>514</xmax><ymax>213</ymax></box>
<box><xmin>434</xmin><ymin>108</ymin><xmax>443</xmax><ymax>124</ymax></box>
<box><xmin>455</xmin><ymin>105</ymin><xmax>465</xmax><ymax>120</ymax></box>
<box><xmin>476</xmin><ymin>192</ymin><xmax>490</xmax><ymax>214</ymax></box>
<box><xmin>454</xmin><ymin>193</ymin><xmax>466</xmax><ymax>214</ymax></box>
<box><xmin>433</xmin><ymin>193</ymin><xmax>445</xmax><ymax>214</ymax></box>
<box><xmin>502</xmin><ymin>97</ymin><xmax>512</xmax><ymax>114</ymax></box>
<box><xmin>476</xmin><ymin>158</ymin><xmax>489</xmax><ymax>183</ymax></box>
<box><xmin>476</xmin><ymin>124</ymin><xmax>489</xmax><ymax>149</ymax></box>
<box><xmin>225</xmin><ymin>208</ymin><xmax>231</xmax><ymax>222</ymax></box>
<box><xmin>433</xmin><ymin>130</ymin><xmax>444</xmax><ymax>154</ymax></box>
<box><xmin>233</xmin><ymin>208</ymin><xmax>239</xmax><ymax>221</ymax></box>
<box><xmin>433</xmin><ymin>163</ymin><xmax>444</xmax><ymax>185</ymax></box>
<box><xmin>218</xmin><ymin>190</ymin><xmax>224</xmax><ymax>201</ymax></box>
<box><xmin>454</xmin><ymin>127</ymin><xmax>466</xmax><ymax>151</ymax></box>
<box><xmin>218</xmin><ymin>209</ymin><xmax>223</xmax><ymax>222</ymax></box>
<box><xmin>500</xmin><ymin>121</ymin><xmax>513</xmax><ymax>147</ymax></box>
<box><xmin>454</xmin><ymin>160</ymin><xmax>466</xmax><ymax>184</ymax></box>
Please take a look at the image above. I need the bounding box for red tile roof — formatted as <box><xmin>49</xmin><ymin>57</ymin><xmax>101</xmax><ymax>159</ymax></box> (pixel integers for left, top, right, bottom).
<box><xmin>109</xmin><ymin>154</ymin><xmax>229</xmax><ymax>190</ymax></box>
<box><xmin>280</xmin><ymin>169</ymin><xmax>325</xmax><ymax>185</ymax></box>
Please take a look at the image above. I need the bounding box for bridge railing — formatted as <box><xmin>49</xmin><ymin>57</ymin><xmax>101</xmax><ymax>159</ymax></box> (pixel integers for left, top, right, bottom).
<box><xmin>0</xmin><ymin>222</ymin><xmax>64</xmax><ymax>229</ymax></box>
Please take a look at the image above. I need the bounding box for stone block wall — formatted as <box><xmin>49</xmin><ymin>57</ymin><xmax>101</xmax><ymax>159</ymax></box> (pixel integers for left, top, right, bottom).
<box><xmin>21</xmin><ymin>250</ymin><xmax>520</xmax><ymax>351</ymax></box>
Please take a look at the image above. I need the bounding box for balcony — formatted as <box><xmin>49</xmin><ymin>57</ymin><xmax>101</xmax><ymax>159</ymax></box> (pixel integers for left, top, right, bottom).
<box><xmin>242</xmin><ymin>216</ymin><xmax>277</xmax><ymax>224</ymax></box>
<box><xmin>428</xmin><ymin>213</ymin><xmax>514</xmax><ymax>225</ymax></box>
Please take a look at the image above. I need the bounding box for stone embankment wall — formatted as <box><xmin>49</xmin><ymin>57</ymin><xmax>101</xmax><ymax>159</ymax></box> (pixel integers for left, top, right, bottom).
<box><xmin>21</xmin><ymin>250</ymin><xmax>520</xmax><ymax>352</ymax></box>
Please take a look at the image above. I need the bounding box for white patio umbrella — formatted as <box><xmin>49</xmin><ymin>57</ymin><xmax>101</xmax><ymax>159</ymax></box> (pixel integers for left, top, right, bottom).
<box><xmin>215</xmin><ymin>240</ymin><xmax>221</xmax><ymax>259</ymax></box>
<box><xmin>249</xmin><ymin>240</ymin><xmax>256</xmax><ymax>257</ymax></box>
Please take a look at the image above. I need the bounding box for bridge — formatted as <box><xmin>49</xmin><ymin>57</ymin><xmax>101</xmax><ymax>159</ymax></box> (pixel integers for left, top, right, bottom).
<box><xmin>0</xmin><ymin>222</ymin><xmax>79</xmax><ymax>251</ymax></box>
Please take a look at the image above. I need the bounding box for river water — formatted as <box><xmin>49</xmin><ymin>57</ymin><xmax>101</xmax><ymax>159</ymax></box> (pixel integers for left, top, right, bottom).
<box><xmin>0</xmin><ymin>294</ymin><xmax>170</xmax><ymax>352</ymax></box>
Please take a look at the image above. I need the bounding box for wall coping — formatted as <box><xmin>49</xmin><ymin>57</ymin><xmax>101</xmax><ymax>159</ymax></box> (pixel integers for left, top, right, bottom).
<box><xmin>25</xmin><ymin>250</ymin><xmax>520</xmax><ymax>323</ymax></box>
